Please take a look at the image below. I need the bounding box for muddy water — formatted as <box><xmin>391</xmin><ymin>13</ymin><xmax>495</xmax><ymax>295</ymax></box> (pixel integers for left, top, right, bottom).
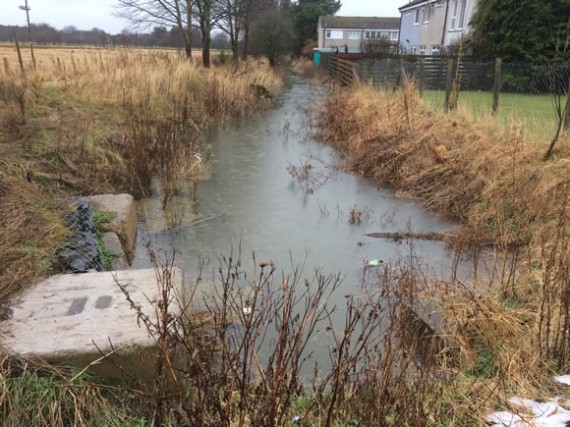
<box><xmin>133</xmin><ymin>77</ymin><xmax>464</xmax><ymax>283</ymax></box>
<box><xmin>131</xmin><ymin>77</ymin><xmax>473</xmax><ymax>373</ymax></box>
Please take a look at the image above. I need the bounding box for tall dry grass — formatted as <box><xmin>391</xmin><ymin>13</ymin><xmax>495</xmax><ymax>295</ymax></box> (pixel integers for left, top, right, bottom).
<box><xmin>0</xmin><ymin>47</ymin><xmax>284</xmax><ymax>300</ymax></box>
<box><xmin>316</xmin><ymin>80</ymin><xmax>570</xmax><ymax>417</ymax></box>
<box><xmin>0</xmin><ymin>46</ymin><xmax>288</xmax><ymax>426</ymax></box>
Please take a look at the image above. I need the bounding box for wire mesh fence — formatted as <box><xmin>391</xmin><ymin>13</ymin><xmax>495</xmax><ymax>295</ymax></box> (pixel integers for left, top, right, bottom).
<box><xmin>355</xmin><ymin>56</ymin><xmax>496</xmax><ymax>92</ymax></box>
<box><xmin>318</xmin><ymin>52</ymin><xmax>570</xmax><ymax>141</ymax></box>
<box><xmin>501</xmin><ymin>62</ymin><xmax>570</xmax><ymax>95</ymax></box>
<box><xmin>57</xmin><ymin>198</ymin><xmax>104</xmax><ymax>273</ymax></box>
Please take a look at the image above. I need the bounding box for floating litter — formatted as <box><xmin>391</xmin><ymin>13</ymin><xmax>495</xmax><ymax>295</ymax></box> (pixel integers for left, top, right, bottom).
<box><xmin>365</xmin><ymin>259</ymin><xmax>384</xmax><ymax>267</ymax></box>
<box><xmin>555</xmin><ymin>375</ymin><xmax>570</xmax><ymax>386</ymax></box>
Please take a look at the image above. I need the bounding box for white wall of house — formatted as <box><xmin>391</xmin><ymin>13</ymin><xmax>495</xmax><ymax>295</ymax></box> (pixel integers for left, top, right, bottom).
<box><xmin>317</xmin><ymin>25</ymin><xmax>399</xmax><ymax>53</ymax></box>
<box><xmin>399</xmin><ymin>0</ymin><xmax>479</xmax><ymax>54</ymax></box>
<box><xmin>443</xmin><ymin>0</ymin><xmax>477</xmax><ymax>47</ymax></box>
<box><xmin>400</xmin><ymin>0</ymin><xmax>446</xmax><ymax>55</ymax></box>
<box><xmin>418</xmin><ymin>0</ymin><xmax>446</xmax><ymax>54</ymax></box>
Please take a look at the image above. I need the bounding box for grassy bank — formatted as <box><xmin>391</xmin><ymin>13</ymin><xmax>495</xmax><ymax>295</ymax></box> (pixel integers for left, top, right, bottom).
<box><xmin>0</xmin><ymin>45</ymin><xmax>289</xmax><ymax>425</ymax></box>
<box><xmin>423</xmin><ymin>90</ymin><xmax>557</xmax><ymax>142</ymax></box>
<box><xmin>316</xmin><ymin>81</ymin><xmax>570</xmax><ymax>421</ymax></box>
<box><xmin>0</xmin><ymin>46</ymin><xmax>283</xmax><ymax>301</ymax></box>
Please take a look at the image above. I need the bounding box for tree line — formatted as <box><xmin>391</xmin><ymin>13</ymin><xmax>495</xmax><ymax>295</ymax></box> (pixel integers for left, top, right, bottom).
<box><xmin>3</xmin><ymin>0</ymin><xmax>341</xmax><ymax>68</ymax></box>
<box><xmin>0</xmin><ymin>23</ymin><xmax>230</xmax><ymax>50</ymax></box>
<box><xmin>468</xmin><ymin>0</ymin><xmax>570</xmax><ymax>63</ymax></box>
<box><xmin>115</xmin><ymin>0</ymin><xmax>341</xmax><ymax>67</ymax></box>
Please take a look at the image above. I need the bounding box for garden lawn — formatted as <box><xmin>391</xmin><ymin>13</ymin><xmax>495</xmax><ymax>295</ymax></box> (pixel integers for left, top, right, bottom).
<box><xmin>423</xmin><ymin>90</ymin><xmax>559</xmax><ymax>142</ymax></box>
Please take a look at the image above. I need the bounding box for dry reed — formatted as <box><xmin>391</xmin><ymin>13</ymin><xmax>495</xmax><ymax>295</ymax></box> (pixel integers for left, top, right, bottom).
<box><xmin>0</xmin><ymin>47</ymin><xmax>284</xmax><ymax>301</ymax></box>
<box><xmin>316</xmin><ymin>80</ymin><xmax>570</xmax><ymax>420</ymax></box>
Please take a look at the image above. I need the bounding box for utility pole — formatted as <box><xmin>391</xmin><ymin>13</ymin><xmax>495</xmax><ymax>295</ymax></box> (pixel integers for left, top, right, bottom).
<box><xmin>19</xmin><ymin>0</ymin><xmax>36</xmax><ymax>69</ymax></box>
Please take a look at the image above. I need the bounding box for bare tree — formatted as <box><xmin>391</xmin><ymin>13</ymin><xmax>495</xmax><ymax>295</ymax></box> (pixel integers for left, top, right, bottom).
<box><xmin>115</xmin><ymin>0</ymin><xmax>194</xmax><ymax>60</ymax></box>
<box><xmin>240</xmin><ymin>0</ymin><xmax>271</xmax><ymax>60</ymax></box>
<box><xmin>361</xmin><ymin>36</ymin><xmax>403</xmax><ymax>57</ymax></box>
<box><xmin>216</xmin><ymin>0</ymin><xmax>268</xmax><ymax>61</ymax></box>
<box><xmin>248</xmin><ymin>0</ymin><xmax>294</xmax><ymax>66</ymax></box>
<box><xmin>544</xmin><ymin>18</ymin><xmax>570</xmax><ymax>160</ymax></box>
<box><xmin>194</xmin><ymin>0</ymin><xmax>224</xmax><ymax>67</ymax></box>
<box><xmin>217</xmin><ymin>0</ymin><xmax>244</xmax><ymax>60</ymax></box>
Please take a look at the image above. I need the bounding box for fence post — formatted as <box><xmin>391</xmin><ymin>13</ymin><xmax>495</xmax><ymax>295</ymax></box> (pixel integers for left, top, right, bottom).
<box><xmin>14</xmin><ymin>32</ymin><xmax>25</xmax><ymax>77</ymax></box>
<box><xmin>384</xmin><ymin>58</ymin><xmax>391</xmax><ymax>86</ymax></box>
<box><xmin>492</xmin><ymin>58</ymin><xmax>502</xmax><ymax>115</ymax></box>
<box><xmin>418</xmin><ymin>57</ymin><xmax>425</xmax><ymax>97</ymax></box>
<box><xmin>444</xmin><ymin>59</ymin><xmax>455</xmax><ymax>113</ymax></box>
<box><xmin>399</xmin><ymin>57</ymin><xmax>406</xmax><ymax>87</ymax></box>
<box><xmin>564</xmin><ymin>79</ymin><xmax>570</xmax><ymax>132</ymax></box>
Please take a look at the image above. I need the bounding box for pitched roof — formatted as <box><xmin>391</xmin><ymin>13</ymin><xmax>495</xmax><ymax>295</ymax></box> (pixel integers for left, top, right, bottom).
<box><xmin>398</xmin><ymin>0</ymin><xmax>433</xmax><ymax>12</ymax></box>
<box><xmin>319</xmin><ymin>16</ymin><xmax>401</xmax><ymax>30</ymax></box>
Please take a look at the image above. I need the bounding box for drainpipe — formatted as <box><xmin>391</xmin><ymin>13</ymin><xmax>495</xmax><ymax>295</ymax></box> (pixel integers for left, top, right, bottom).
<box><xmin>441</xmin><ymin>0</ymin><xmax>450</xmax><ymax>47</ymax></box>
<box><xmin>362</xmin><ymin>24</ymin><xmax>366</xmax><ymax>54</ymax></box>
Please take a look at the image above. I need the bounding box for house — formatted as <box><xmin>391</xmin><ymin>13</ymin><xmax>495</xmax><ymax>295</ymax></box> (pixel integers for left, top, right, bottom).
<box><xmin>398</xmin><ymin>0</ymin><xmax>478</xmax><ymax>54</ymax></box>
<box><xmin>399</xmin><ymin>0</ymin><xmax>447</xmax><ymax>55</ymax></box>
<box><xmin>443</xmin><ymin>0</ymin><xmax>478</xmax><ymax>47</ymax></box>
<box><xmin>317</xmin><ymin>16</ymin><xmax>401</xmax><ymax>54</ymax></box>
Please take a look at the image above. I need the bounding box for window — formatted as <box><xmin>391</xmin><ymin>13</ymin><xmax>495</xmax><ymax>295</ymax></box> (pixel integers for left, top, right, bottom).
<box><xmin>450</xmin><ymin>0</ymin><xmax>457</xmax><ymax>29</ymax></box>
<box><xmin>419</xmin><ymin>45</ymin><xmax>426</xmax><ymax>55</ymax></box>
<box><xmin>410</xmin><ymin>45</ymin><xmax>417</xmax><ymax>55</ymax></box>
<box><xmin>348</xmin><ymin>31</ymin><xmax>360</xmax><ymax>40</ymax></box>
<box><xmin>431</xmin><ymin>44</ymin><xmax>441</xmax><ymax>54</ymax></box>
<box><xmin>450</xmin><ymin>0</ymin><xmax>467</xmax><ymax>30</ymax></box>
<box><xmin>390</xmin><ymin>31</ymin><xmax>398</xmax><ymax>41</ymax></box>
<box><xmin>326</xmin><ymin>30</ymin><xmax>343</xmax><ymax>39</ymax></box>
<box><xmin>458</xmin><ymin>0</ymin><xmax>467</xmax><ymax>28</ymax></box>
<box><xmin>414</xmin><ymin>9</ymin><xmax>420</xmax><ymax>25</ymax></box>
<box><xmin>423</xmin><ymin>5</ymin><xmax>431</xmax><ymax>23</ymax></box>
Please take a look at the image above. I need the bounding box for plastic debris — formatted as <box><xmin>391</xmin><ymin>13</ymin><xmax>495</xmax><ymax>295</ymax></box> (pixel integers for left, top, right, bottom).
<box><xmin>487</xmin><ymin>396</ymin><xmax>570</xmax><ymax>426</ymax></box>
<box><xmin>365</xmin><ymin>259</ymin><xmax>384</xmax><ymax>267</ymax></box>
<box><xmin>555</xmin><ymin>375</ymin><xmax>570</xmax><ymax>386</ymax></box>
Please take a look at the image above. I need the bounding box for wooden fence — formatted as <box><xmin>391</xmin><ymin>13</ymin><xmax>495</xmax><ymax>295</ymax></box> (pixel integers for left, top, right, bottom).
<box><xmin>320</xmin><ymin>53</ymin><xmax>359</xmax><ymax>87</ymax></box>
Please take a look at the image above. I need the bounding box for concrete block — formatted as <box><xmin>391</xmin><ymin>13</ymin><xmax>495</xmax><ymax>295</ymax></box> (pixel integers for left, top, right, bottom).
<box><xmin>0</xmin><ymin>268</ymin><xmax>184</xmax><ymax>358</ymax></box>
<box><xmin>88</xmin><ymin>194</ymin><xmax>137</xmax><ymax>259</ymax></box>
<box><xmin>100</xmin><ymin>232</ymin><xmax>129</xmax><ymax>269</ymax></box>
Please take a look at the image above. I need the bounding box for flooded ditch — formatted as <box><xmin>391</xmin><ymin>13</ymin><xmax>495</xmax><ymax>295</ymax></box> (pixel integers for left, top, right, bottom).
<box><xmin>130</xmin><ymin>76</ymin><xmax>490</xmax><ymax>377</ymax></box>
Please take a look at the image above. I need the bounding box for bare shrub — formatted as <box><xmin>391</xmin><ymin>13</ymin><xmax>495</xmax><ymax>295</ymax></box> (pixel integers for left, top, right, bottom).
<box><xmin>314</xmin><ymin>78</ymin><xmax>570</xmax><ymax>418</ymax></box>
<box><xmin>108</xmin><ymin>244</ymin><xmax>485</xmax><ymax>425</ymax></box>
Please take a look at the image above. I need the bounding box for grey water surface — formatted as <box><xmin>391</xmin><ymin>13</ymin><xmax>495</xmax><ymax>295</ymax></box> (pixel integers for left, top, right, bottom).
<box><xmin>129</xmin><ymin>76</ymin><xmax>489</xmax><ymax>377</ymax></box>
<box><xmin>132</xmin><ymin>77</ymin><xmax>467</xmax><ymax>292</ymax></box>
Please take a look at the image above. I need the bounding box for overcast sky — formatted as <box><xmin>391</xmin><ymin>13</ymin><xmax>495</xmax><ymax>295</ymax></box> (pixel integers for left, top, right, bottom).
<box><xmin>2</xmin><ymin>0</ymin><xmax>404</xmax><ymax>34</ymax></box>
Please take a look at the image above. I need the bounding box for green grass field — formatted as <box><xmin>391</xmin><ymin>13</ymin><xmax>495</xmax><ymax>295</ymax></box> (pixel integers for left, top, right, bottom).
<box><xmin>423</xmin><ymin>90</ymin><xmax>560</xmax><ymax>142</ymax></box>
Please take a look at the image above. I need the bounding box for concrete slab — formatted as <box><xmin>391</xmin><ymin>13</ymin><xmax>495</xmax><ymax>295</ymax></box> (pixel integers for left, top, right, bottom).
<box><xmin>88</xmin><ymin>194</ymin><xmax>137</xmax><ymax>259</ymax></box>
<box><xmin>0</xmin><ymin>268</ymin><xmax>184</xmax><ymax>358</ymax></box>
